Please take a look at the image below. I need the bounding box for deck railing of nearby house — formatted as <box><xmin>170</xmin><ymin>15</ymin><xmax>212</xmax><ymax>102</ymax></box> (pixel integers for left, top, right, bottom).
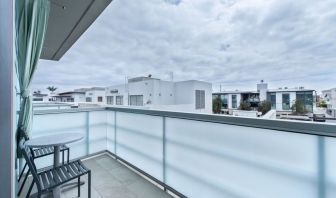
<box><xmin>32</xmin><ymin>107</ymin><xmax>336</xmax><ymax>198</ymax></box>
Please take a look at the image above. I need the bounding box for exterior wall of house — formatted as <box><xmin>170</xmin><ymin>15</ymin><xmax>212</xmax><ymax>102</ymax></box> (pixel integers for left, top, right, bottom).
<box><xmin>174</xmin><ymin>80</ymin><xmax>212</xmax><ymax>113</ymax></box>
<box><xmin>32</xmin><ymin>95</ymin><xmax>49</xmax><ymax>102</ymax></box>
<box><xmin>72</xmin><ymin>93</ymin><xmax>86</xmax><ymax>103</ymax></box>
<box><xmin>257</xmin><ymin>82</ymin><xmax>268</xmax><ymax>101</ymax></box>
<box><xmin>323</xmin><ymin>88</ymin><xmax>336</xmax><ymax>109</ymax></box>
<box><xmin>322</xmin><ymin>88</ymin><xmax>336</xmax><ymax>117</ymax></box>
<box><xmin>214</xmin><ymin>90</ymin><xmax>313</xmax><ymax>113</ymax></box>
<box><xmin>275</xmin><ymin>92</ymin><xmax>297</xmax><ymax>111</ymax></box>
<box><xmin>106</xmin><ymin>79</ymin><xmax>212</xmax><ymax>113</ymax></box>
<box><xmin>227</xmin><ymin>93</ymin><xmax>241</xmax><ymax>109</ymax></box>
<box><xmin>85</xmin><ymin>90</ymin><xmax>106</xmax><ymax>104</ymax></box>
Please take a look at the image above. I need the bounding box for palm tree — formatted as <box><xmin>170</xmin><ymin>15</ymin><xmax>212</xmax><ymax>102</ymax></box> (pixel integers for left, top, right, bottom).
<box><xmin>47</xmin><ymin>86</ymin><xmax>57</xmax><ymax>94</ymax></box>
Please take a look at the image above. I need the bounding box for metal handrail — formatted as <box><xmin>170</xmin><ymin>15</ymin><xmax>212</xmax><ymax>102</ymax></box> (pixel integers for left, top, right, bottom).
<box><xmin>34</xmin><ymin>107</ymin><xmax>336</xmax><ymax>138</ymax></box>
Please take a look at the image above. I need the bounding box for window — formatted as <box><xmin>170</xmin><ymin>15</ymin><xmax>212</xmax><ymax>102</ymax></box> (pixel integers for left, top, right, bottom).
<box><xmin>220</xmin><ymin>94</ymin><xmax>228</xmax><ymax>109</ymax></box>
<box><xmin>129</xmin><ymin>95</ymin><xmax>143</xmax><ymax>106</ymax></box>
<box><xmin>66</xmin><ymin>98</ymin><xmax>74</xmax><ymax>102</ymax></box>
<box><xmin>86</xmin><ymin>97</ymin><xmax>92</xmax><ymax>102</ymax></box>
<box><xmin>282</xmin><ymin>93</ymin><xmax>290</xmax><ymax>110</ymax></box>
<box><xmin>106</xmin><ymin>96</ymin><xmax>114</xmax><ymax>105</ymax></box>
<box><xmin>33</xmin><ymin>98</ymin><xmax>43</xmax><ymax>101</ymax></box>
<box><xmin>97</xmin><ymin>96</ymin><xmax>103</xmax><ymax>102</ymax></box>
<box><xmin>232</xmin><ymin>95</ymin><xmax>237</xmax><ymax>109</ymax></box>
<box><xmin>195</xmin><ymin>90</ymin><xmax>205</xmax><ymax>109</ymax></box>
<box><xmin>296</xmin><ymin>91</ymin><xmax>313</xmax><ymax>113</ymax></box>
<box><xmin>267</xmin><ymin>92</ymin><xmax>276</xmax><ymax>109</ymax></box>
<box><xmin>116</xmin><ymin>96</ymin><xmax>123</xmax><ymax>105</ymax></box>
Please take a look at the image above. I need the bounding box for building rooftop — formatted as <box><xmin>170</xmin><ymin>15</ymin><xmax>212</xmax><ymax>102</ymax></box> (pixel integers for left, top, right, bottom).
<box><xmin>213</xmin><ymin>91</ymin><xmax>259</xmax><ymax>94</ymax></box>
<box><xmin>128</xmin><ymin>76</ymin><xmax>160</xmax><ymax>83</ymax></box>
<box><xmin>267</xmin><ymin>88</ymin><xmax>315</xmax><ymax>92</ymax></box>
<box><xmin>32</xmin><ymin>93</ymin><xmax>48</xmax><ymax>97</ymax></box>
<box><xmin>58</xmin><ymin>91</ymin><xmax>86</xmax><ymax>95</ymax></box>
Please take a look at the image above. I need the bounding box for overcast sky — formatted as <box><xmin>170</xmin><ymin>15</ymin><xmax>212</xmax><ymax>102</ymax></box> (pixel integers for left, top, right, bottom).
<box><xmin>32</xmin><ymin>0</ymin><xmax>336</xmax><ymax>93</ymax></box>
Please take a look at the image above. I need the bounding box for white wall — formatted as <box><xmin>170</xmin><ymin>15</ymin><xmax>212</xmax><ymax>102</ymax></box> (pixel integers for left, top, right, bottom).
<box><xmin>175</xmin><ymin>80</ymin><xmax>212</xmax><ymax>113</ymax></box>
<box><xmin>275</xmin><ymin>92</ymin><xmax>296</xmax><ymax>111</ymax></box>
<box><xmin>331</xmin><ymin>89</ymin><xmax>336</xmax><ymax>108</ymax></box>
<box><xmin>227</xmin><ymin>94</ymin><xmax>241</xmax><ymax>109</ymax></box>
<box><xmin>289</xmin><ymin>92</ymin><xmax>296</xmax><ymax>108</ymax></box>
<box><xmin>85</xmin><ymin>90</ymin><xmax>106</xmax><ymax>104</ymax></box>
<box><xmin>106</xmin><ymin>79</ymin><xmax>212</xmax><ymax>113</ymax></box>
<box><xmin>275</xmin><ymin>92</ymin><xmax>283</xmax><ymax>111</ymax></box>
<box><xmin>73</xmin><ymin>93</ymin><xmax>86</xmax><ymax>103</ymax></box>
<box><xmin>152</xmin><ymin>80</ymin><xmax>175</xmax><ymax>105</ymax></box>
<box><xmin>106</xmin><ymin>84</ymin><xmax>128</xmax><ymax>105</ymax></box>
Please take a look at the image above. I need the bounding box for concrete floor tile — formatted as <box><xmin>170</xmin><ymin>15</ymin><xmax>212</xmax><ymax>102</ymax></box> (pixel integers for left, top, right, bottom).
<box><xmin>20</xmin><ymin>154</ymin><xmax>172</xmax><ymax>198</ymax></box>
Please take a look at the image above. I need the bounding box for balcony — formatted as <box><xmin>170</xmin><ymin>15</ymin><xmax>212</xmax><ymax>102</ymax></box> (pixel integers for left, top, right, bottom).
<box><xmin>19</xmin><ymin>154</ymin><xmax>171</xmax><ymax>198</ymax></box>
<box><xmin>22</xmin><ymin>107</ymin><xmax>336</xmax><ymax>198</ymax></box>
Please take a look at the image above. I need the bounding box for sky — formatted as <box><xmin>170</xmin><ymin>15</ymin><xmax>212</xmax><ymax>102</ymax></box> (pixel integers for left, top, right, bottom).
<box><xmin>32</xmin><ymin>0</ymin><xmax>336</xmax><ymax>93</ymax></box>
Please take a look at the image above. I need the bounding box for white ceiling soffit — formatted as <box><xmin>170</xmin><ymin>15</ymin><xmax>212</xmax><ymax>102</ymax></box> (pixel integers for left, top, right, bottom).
<box><xmin>40</xmin><ymin>0</ymin><xmax>112</xmax><ymax>61</ymax></box>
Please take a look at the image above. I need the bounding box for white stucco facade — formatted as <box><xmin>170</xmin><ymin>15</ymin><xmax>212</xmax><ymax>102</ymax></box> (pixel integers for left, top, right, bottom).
<box><xmin>106</xmin><ymin>77</ymin><xmax>212</xmax><ymax>113</ymax></box>
<box><xmin>322</xmin><ymin>88</ymin><xmax>336</xmax><ymax>117</ymax></box>
<box><xmin>85</xmin><ymin>88</ymin><xmax>106</xmax><ymax>104</ymax></box>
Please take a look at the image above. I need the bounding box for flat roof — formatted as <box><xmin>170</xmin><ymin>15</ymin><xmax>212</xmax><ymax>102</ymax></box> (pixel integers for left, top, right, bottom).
<box><xmin>267</xmin><ymin>89</ymin><xmax>314</xmax><ymax>92</ymax></box>
<box><xmin>40</xmin><ymin>0</ymin><xmax>112</xmax><ymax>60</ymax></box>
<box><xmin>213</xmin><ymin>89</ymin><xmax>314</xmax><ymax>95</ymax></box>
<box><xmin>33</xmin><ymin>93</ymin><xmax>48</xmax><ymax>97</ymax></box>
<box><xmin>58</xmin><ymin>91</ymin><xmax>85</xmax><ymax>95</ymax></box>
<box><xmin>213</xmin><ymin>91</ymin><xmax>259</xmax><ymax>94</ymax></box>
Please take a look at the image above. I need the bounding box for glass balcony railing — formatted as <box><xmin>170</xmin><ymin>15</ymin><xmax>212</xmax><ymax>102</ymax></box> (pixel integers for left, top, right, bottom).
<box><xmin>32</xmin><ymin>107</ymin><xmax>336</xmax><ymax>198</ymax></box>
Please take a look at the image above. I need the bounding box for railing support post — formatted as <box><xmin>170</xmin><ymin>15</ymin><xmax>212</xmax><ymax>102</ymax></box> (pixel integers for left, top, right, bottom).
<box><xmin>86</xmin><ymin>111</ymin><xmax>89</xmax><ymax>155</ymax></box>
<box><xmin>318</xmin><ymin>136</ymin><xmax>326</xmax><ymax>198</ymax></box>
<box><xmin>114</xmin><ymin>111</ymin><xmax>117</xmax><ymax>155</ymax></box>
<box><xmin>163</xmin><ymin>116</ymin><xmax>166</xmax><ymax>191</ymax></box>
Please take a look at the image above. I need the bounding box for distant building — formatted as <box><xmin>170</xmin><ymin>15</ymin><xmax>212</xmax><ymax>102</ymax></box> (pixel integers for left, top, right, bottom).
<box><xmin>105</xmin><ymin>77</ymin><xmax>212</xmax><ymax>113</ymax></box>
<box><xmin>84</xmin><ymin>87</ymin><xmax>106</xmax><ymax>104</ymax></box>
<box><xmin>213</xmin><ymin>81</ymin><xmax>314</xmax><ymax>113</ymax></box>
<box><xmin>53</xmin><ymin>91</ymin><xmax>86</xmax><ymax>103</ymax></box>
<box><xmin>32</xmin><ymin>91</ymin><xmax>49</xmax><ymax>102</ymax></box>
<box><xmin>322</xmin><ymin>88</ymin><xmax>336</xmax><ymax>117</ymax></box>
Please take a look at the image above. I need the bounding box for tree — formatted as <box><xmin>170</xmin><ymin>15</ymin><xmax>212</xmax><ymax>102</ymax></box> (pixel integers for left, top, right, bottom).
<box><xmin>212</xmin><ymin>97</ymin><xmax>222</xmax><ymax>114</ymax></box>
<box><xmin>319</xmin><ymin>100</ymin><xmax>327</xmax><ymax>108</ymax></box>
<box><xmin>258</xmin><ymin>100</ymin><xmax>272</xmax><ymax>115</ymax></box>
<box><xmin>291</xmin><ymin>100</ymin><xmax>307</xmax><ymax>115</ymax></box>
<box><xmin>239</xmin><ymin>101</ymin><xmax>251</xmax><ymax>111</ymax></box>
<box><xmin>47</xmin><ymin>86</ymin><xmax>57</xmax><ymax>93</ymax></box>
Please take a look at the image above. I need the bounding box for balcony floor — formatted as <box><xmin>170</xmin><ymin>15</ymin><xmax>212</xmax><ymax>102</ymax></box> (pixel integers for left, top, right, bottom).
<box><xmin>19</xmin><ymin>154</ymin><xmax>172</xmax><ymax>198</ymax></box>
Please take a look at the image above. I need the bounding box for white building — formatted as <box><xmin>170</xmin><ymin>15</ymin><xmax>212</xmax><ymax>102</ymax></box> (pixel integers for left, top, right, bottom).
<box><xmin>53</xmin><ymin>91</ymin><xmax>86</xmax><ymax>103</ymax></box>
<box><xmin>105</xmin><ymin>77</ymin><xmax>212</xmax><ymax>113</ymax></box>
<box><xmin>84</xmin><ymin>87</ymin><xmax>106</xmax><ymax>104</ymax></box>
<box><xmin>32</xmin><ymin>91</ymin><xmax>49</xmax><ymax>102</ymax></box>
<box><xmin>322</xmin><ymin>88</ymin><xmax>336</xmax><ymax>117</ymax></box>
<box><xmin>213</xmin><ymin>81</ymin><xmax>314</xmax><ymax>113</ymax></box>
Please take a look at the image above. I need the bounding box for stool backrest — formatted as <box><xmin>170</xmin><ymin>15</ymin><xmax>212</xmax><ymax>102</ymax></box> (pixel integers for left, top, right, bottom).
<box><xmin>19</xmin><ymin>140</ymin><xmax>42</xmax><ymax>191</ymax></box>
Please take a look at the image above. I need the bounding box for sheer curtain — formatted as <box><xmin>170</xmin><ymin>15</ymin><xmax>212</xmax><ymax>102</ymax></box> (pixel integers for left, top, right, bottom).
<box><xmin>15</xmin><ymin>0</ymin><xmax>50</xmax><ymax>151</ymax></box>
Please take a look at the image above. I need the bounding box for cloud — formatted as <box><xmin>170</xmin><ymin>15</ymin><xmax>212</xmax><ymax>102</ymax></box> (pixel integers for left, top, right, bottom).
<box><xmin>32</xmin><ymin>0</ymin><xmax>336</xmax><ymax>92</ymax></box>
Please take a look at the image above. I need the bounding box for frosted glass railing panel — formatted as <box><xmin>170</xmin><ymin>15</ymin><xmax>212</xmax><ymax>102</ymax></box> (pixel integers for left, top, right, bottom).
<box><xmin>89</xmin><ymin>111</ymin><xmax>108</xmax><ymax>154</ymax></box>
<box><xmin>165</xmin><ymin>118</ymin><xmax>318</xmax><ymax>198</ymax></box>
<box><xmin>106</xmin><ymin>111</ymin><xmax>115</xmax><ymax>153</ymax></box>
<box><xmin>325</xmin><ymin>137</ymin><xmax>336</xmax><ymax>198</ymax></box>
<box><xmin>116</xmin><ymin>112</ymin><xmax>163</xmax><ymax>180</ymax></box>
<box><xmin>32</xmin><ymin>112</ymin><xmax>87</xmax><ymax>168</ymax></box>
